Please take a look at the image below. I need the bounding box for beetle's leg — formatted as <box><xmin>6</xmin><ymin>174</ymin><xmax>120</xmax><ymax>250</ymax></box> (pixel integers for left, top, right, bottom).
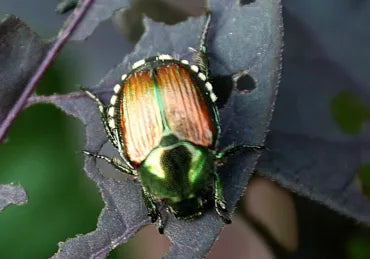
<box><xmin>215</xmin><ymin>144</ymin><xmax>265</xmax><ymax>160</ymax></box>
<box><xmin>142</xmin><ymin>189</ymin><xmax>158</xmax><ymax>222</ymax></box>
<box><xmin>83</xmin><ymin>151</ymin><xmax>136</xmax><ymax>176</ymax></box>
<box><xmin>142</xmin><ymin>188</ymin><xmax>164</xmax><ymax>234</ymax></box>
<box><xmin>214</xmin><ymin>173</ymin><xmax>231</xmax><ymax>224</ymax></box>
<box><xmin>82</xmin><ymin>88</ymin><xmax>119</xmax><ymax>148</ymax></box>
<box><xmin>82</xmin><ymin>89</ymin><xmax>134</xmax><ymax>169</ymax></box>
<box><xmin>112</xmin><ymin>128</ymin><xmax>134</xmax><ymax>169</ymax></box>
<box><xmin>193</xmin><ymin>10</ymin><xmax>212</xmax><ymax>77</ymax></box>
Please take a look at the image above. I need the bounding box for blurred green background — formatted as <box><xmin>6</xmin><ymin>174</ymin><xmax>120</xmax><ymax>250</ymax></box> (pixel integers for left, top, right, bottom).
<box><xmin>0</xmin><ymin>60</ymin><xmax>104</xmax><ymax>258</ymax></box>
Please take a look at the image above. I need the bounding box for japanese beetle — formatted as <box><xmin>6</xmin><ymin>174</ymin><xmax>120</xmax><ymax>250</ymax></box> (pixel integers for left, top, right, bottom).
<box><xmin>83</xmin><ymin>11</ymin><xmax>262</xmax><ymax>234</ymax></box>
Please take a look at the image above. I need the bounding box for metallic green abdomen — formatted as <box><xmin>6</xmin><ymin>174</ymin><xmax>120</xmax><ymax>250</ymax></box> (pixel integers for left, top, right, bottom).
<box><xmin>138</xmin><ymin>141</ymin><xmax>214</xmax><ymax>208</ymax></box>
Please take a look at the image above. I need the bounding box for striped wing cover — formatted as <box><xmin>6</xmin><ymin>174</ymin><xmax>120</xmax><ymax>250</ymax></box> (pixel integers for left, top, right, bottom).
<box><xmin>119</xmin><ymin>63</ymin><xmax>216</xmax><ymax>166</ymax></box>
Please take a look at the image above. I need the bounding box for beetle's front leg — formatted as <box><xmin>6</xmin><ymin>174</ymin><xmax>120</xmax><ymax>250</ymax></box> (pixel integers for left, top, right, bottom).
<box><xmin>142</xmin><ymin>188</ymin><xmax>164</xmax><ymax>234</ymax></box>
<box><xmin>83</xmin><ymin>151</ymin><xmax>136</xmax><ymax>176</ymax></box>
<box><xmin>214</xmin><ymin>173</ymin><xmax>231</xmax><ymax>224</ymax></box>
<box><xmin>82</xmin><ymin>88</ymin><xmax>118</xmax><ymax>148</ymax></box>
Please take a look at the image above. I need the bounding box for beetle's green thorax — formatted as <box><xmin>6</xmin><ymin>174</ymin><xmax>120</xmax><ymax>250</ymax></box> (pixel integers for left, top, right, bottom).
<box><xmin>138</xmin><ymin>140</ymin><xmax>215</xmax><ymax>218</ymax></box>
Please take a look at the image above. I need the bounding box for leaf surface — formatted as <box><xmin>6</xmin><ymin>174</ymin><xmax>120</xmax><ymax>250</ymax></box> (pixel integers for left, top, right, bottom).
<box><xmin>0</xmin><ymin>184</ymin><xmax>28</xmax><ymax>213</ymax></box>
<box><xmin>69</xmin><ymin>0</ymin><xmax>130</xmax><ymax>41</ymax></box>
<box><xmin>0</xmin><ymin>15</ymin><xmax>50</xmax><ymax>209</ymax></box>
<box><xmin>0</xmin><ymin>15</ymin><xmax>50</xmax><ymax>128</ymax></box>
<box><xmin>257</xmin><ymin>7</ymin><xmax>370</xmax><ymax>225</ymax></box>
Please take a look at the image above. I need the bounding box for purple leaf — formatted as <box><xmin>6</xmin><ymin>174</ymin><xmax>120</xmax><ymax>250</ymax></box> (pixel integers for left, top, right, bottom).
<box><xmin>69</xmin><ymin>0</ymin><xmax>131</xmax><ymax>41</ymax></box>
<box><xmin>33</xmin><ymin>0</ymin><xmax>282</xmax><ymax>257</ymax></box>
<box><xmin>0</xmin><ymin>0</ymin><xmax>94</xmax><ymax>142</ymax></box>
<box><xmin>0</xmin><ymin>15</ymin><xmax>50</xmax><ymax>128</ymax></box>
<box><xmin>0</xmin><ymin>184</ymin><xmax>28</xmax><ymax>212</ymax></box>
<box><xmin>256</xmin><ymin>5</ymin><xmax>370</xmax><ymax>225</ymax></box>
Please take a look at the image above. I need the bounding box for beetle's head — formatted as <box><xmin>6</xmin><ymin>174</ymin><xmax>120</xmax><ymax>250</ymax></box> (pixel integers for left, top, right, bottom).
<box><xmin>139</xmin><ymin>141</ymin><xmax>215</xmax><ymax>219</ymax></box>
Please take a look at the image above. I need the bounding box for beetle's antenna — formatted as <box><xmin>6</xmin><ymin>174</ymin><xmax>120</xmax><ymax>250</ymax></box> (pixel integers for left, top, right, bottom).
<box><xmin>199</xmin><ymin>9</ymin><xmax>212</xmax><ymax>53</ymax></box>
<box><xmin>193</xmin><ymin>10</ymin><xmax>212</xmax><ymax>77</ymax></box>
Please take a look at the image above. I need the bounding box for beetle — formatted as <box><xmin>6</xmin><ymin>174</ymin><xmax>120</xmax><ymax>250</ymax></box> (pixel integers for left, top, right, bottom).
<box><xmin>83</xmin><ymin>11</ymin><xmax>262</xmax><ymax>234</ymax></box>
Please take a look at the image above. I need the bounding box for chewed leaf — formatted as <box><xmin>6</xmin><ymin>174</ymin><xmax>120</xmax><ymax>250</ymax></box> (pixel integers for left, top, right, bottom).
<box><xmin>0</xmin><ymin>15</ymin><xmax>50</xmax><ymax>128</ymax></box>
<box><xmin>0</xmin><ymin>184</ymin><xmax>28</xmax><ymax>212</ymax></box>
<box><xmin>69</xmin><ymin>0</ymin><xmax>131</xmax><ymax>41</ymax></box>
<box><xmin>256</xmin><ymin>8</ymin><xmax>370</xmax><ymax>225</ymax></box>
<box><xmin>258</xmin><ymin>132</ymin><xmax>370</xmax><ymax>224</ymax></box>
<box><xmin>33</xmin><ymin>0</ymin><xmax>282</xmax><ymax>257</ymax></box>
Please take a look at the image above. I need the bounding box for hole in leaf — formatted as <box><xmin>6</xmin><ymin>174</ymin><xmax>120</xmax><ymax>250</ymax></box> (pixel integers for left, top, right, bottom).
<box><xmin>0</xmin><ymin>104</ymin><xmax>103</xmax><ymax>258</ymax></box>
<box><xmin>113</xmin><ymin>0</ymin><xmax>206</xmax><ymax>42</ymax></box>
<box><xmin>235</xmin><ymin>74</ymin><xmax>256</xmax><ymax>92</ymax></box>
<box><xmin>47</xmin><ymin>18</ymin><xmax>133</xmax><ymax>90</ymax></box>
<box><xmin>347</xmin><ymin>231</ymin><xmax>370</xmax><ymax>259</ymax></box>
<box><xmin>56</xmin><ymin>0</ymin><xmax>78</xmax><ymax>14</ymax></box>
<box><xmin>331</xmin><ymin>91</ymin><xmax>370</xmax><ymax>134</ymax></box>
<box><xmin>36</xmin><ymin>59</ymin><xmax>78</xmax><ymax>95</ymax></box>
<box><xmin>357</xmin><ymin>163</ymin><xmax>370</xmax><ymax>199</ymax></box>
<box><xmin>0</xmin><ymin>60</ymin><xmax>103</xmax><ymax>258</ymax></box>
<box><xmin>109</xmin><ymin>224</ymin><xmax>170</xmax><ymax>258</ymax></box>
<box><xmin>242</xmin><ymin>177</ymin><xmax>299</xmax><ymax>253</ymax></box>
<box><xmin>212</xmin><ymin>75</ymin><xmax>233</xmax><ymax>109</ymax></box>
<box><xmin>239</xmin><ymin>0</ymin><xmax>256</xmax><ymax>5</ymax></box>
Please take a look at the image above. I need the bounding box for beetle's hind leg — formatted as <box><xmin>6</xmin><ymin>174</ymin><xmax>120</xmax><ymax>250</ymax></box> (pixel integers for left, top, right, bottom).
<box><xmin>142</xmin><ymin>188</ymin><xmax>165</xmax><ymax>234</ymax></box>
<box><xmin>214</xmin><ymin>173</ymin><xmax>231</xmax><ymax>224</ymax></box>
<box><xmin>215</xmin><ymin>144</ymin><xmax>265</xmax><ymax>160</ymax></box>
<box><xmin>82</xmin><ymin>88</ymin><xmax>119</xmax><ymax>148</ymax></box>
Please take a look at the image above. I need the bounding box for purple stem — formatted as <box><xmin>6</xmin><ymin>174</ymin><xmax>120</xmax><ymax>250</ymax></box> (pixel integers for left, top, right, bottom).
<box><xmin>0</xmin><ymin>0</ymin><xmax>94</xmax><ymax>143</ymax></box>
<box><xmin>27</xmin><ymin>88</ymin><xmax>112</xmax><ymax>107</ymax></box>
